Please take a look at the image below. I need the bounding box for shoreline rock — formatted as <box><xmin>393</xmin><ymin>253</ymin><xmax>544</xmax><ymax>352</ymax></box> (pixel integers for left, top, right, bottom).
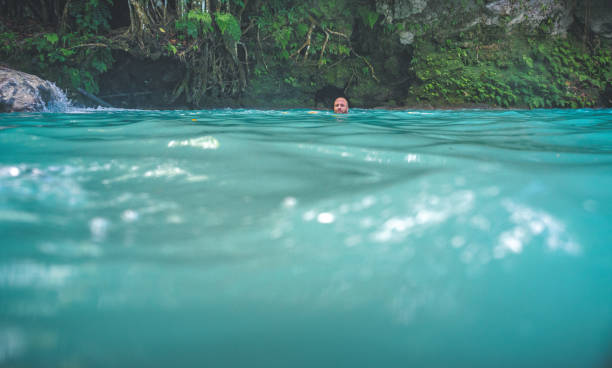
<box><xmin>0</xmin><ymin>66</ymin><xmax>66</xmax><ymax>112</ymax></box>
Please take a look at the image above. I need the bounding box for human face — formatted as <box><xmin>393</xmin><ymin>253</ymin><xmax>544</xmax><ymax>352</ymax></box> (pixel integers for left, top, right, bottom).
<box><xmin>333</xmin><ymin>97</ymin><xmax>349</xmax><ymax>113</ymax></box>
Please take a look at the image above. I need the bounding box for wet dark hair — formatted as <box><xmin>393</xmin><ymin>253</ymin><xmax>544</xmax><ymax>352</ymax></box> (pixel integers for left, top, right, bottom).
<box><xmin>314</xmin><ymin>85</ymin><xmax>349</xmax><ymax>108</ymax></box>
<box><xmin>334</xmin><ymin>96</ymin><xmax>349</xmax><ymax>106</ymax></box>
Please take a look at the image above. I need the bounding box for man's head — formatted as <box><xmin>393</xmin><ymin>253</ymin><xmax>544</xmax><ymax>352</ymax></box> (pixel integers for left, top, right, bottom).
<box><xmin>333</xmin><ymin>97</ymin><xmax>349</xmax><ymax>114</ymax></box>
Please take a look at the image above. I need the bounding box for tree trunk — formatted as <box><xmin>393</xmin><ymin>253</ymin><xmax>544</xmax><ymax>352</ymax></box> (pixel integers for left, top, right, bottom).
<box><xmin>59</xmin><ymin>0</ymin><xmax>72</xmax><ymax>35</ymax></box>
<box><xmin>128</xmin><ymin>0</ymin><xmax>152</xmax><ymax>40</ymax></box>
<box><xmin>176</xmin><ymin>0</ymin><xmax>187</xmax><ymax>17</ymax></box>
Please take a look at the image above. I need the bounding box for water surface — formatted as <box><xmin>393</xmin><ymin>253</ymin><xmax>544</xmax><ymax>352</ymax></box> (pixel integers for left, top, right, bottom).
<box><xmin>1</xmin><ymin>108</ymin><xmax>611</xmax><ymax>367</ymax></box>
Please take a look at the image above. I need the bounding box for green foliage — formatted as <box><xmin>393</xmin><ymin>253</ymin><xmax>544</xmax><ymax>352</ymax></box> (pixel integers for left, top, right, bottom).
<box><xmin>215</xmin><ymin>12</ymin><xmax>241</xmax><ymax>42</ymax></box>
<box><xmin>20</xmin><ymin>34</ymin><xmax>112</xmax><ymax>94</ymax></box>
<box><xmin>0</xmin><ymin>32</ymin><xmax>17</xmax><ymax>54</ymax></box>
<box><xmin>69</xmin><ymin>0</ymin><xmax>113</xmax><ymax>34</ymax></box>
<box><xmin>44</xmin><ymin>33</ymin><xmax>59</xmax><ymax>45</ymax></box>
<box><xmin>167</xmin><ymin>42</ymin><xmax>178</xmax><ymax>55</ymax></box>
<box><xmin>255</xmin><ymin>0</ymin><xmax>355</xmax><ymax>63</ymax></box>
<box><xmin>409</xmin><ymin>35</ymin><xmax>611</xmax><ymax>108</ymax></box>
<box><xmin>283</xmin><ymin>76</ymin><xmax>299</xmax><ymax>87</ymax></box>
<box><xmin>357</xmin><ymin>6</ymin><xmax>379</xmax><ymax>29</ymax></box>
<box><xmin>175</xmin><ymin>10</ymin><xmax>241</xmax><ymax>44</ymax></box>
<box><xmin>0</xmin><ymin>0</ymin><xmax>113</xmax><ymax>94</ymax></box>
<box><xmin>249</xmin><ymin>0</ymin><xmax>383</xmax><ymax>92</ymax></box>
<box><xmin>3</xmin><ymin>0</ymin><xmax>610</xmax><ymax>108</ymax></box>
<box><xmin>176</xmin><ymin>10</ymin><xmax>212</xmax><ymax>40</ymax></box>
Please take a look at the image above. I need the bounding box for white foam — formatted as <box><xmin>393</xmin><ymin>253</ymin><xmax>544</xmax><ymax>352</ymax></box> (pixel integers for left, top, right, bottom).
<box><xmin>41</xmin><ymin>82</ymin><xmax>72</xmax><ymax>112</ymax></box>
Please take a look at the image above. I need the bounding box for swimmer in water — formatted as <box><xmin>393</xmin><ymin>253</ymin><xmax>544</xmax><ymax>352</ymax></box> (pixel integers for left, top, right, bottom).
<box><xmin>333</xmin><ymin>97</ymin><xmax>349</xmax><ymax>114</ymax></box>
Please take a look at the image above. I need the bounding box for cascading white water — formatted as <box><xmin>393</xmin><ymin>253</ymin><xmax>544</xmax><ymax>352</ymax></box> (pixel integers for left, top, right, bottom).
<box><xmin>42</xmin><ymin>82</ymin><xmax>73</xmax><ymax>112</ymax></box>
<box><xmin>0</xmin><ymin>66</ymin><xmax>79</xmax><ymax>113</ymax></box>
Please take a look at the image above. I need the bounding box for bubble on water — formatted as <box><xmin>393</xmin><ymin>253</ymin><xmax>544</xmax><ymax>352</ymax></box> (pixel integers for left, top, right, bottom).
<box><xmin>498</xmin><ymin>230</ymin><xmax>524</xmax><ymax>254</ymax></box>
<box><xmin>528</xmin><ymin>220</ymin><xmax>544</xmax><ymax>234</ymax></box>
<box><xmin>372</xmin><ymin>217</ymin><xmax>413</xmax><ymax>242</ymax></box>
<box><xmin>186</xmin><ymin>175</ymin><xmax>208</xmax><ymax>182</ymax></box>
<box><xmin>87</xmin><ymin>162</ymin><xmax>112</xmax><ymax>172</ymax></box>
<box><xmin>168</xmin><ymin>136</ymin><xmax>219</xmax><ymax>150</ymax></box>
<box><xmin>282</xmin><ymin>196</ymin><xmax>297</xmax><ymax>208</ymax></box>
<box><xmin>494</xmin><ymin>201</ymin><xmax>580</xmax><ymax>258</ymax></box>
<box><xmin>144</xmin><ymin>165</ymin><xmax>186</xmax><ymax>178</ymax></box>
<box><xmin>451</xmin><ymin>236</ymin><xmax>465</xmax><ymax>248</ymax></box>
<box><xmin>89</xmin><ymin>217</ymin><xmax>109</xmax><ymax>242</ymax></box>
<box><xmin>302</xmin><ymin>210</ymin><xmax>316</xmax><ymax>221</ymax></box>
<box><xmin>360</xmin><ymin>217</ymin><xmax>374</xmax><ymax>228</ymax></box>
<box><xmin>404</xmin><ymin>153</ymin><xmax>419</xmax><ymax>162</ymax></box>
<box><xmin>121</xmin><ymin>209</ymin><xmax>139</xmax><ymax>223</ymax></box>
<box><xmin>1</xmin><ymin>165</ymin><xmax>86</xmax><ymax>207</ymax></box>
<box><xmin>167</xmin><ymin>214</ymin><xmax>183</xmax><ymax>224</ymax></box>
<box><xmin>8</xmin><ymin>167</ymin><xmax>20</xmax><ymax>177</ymax></box>
<box><xmin>364</xmin><ymin>153</ymin><xmax>383</xmax><ymax>163</ymax></box>
<box><xmin>416</xmin><ymin>210</ymin><xmax>441</xmax><ymax>224</ymax></box>
<box><xmin>361</xmin><ymin>196</ymin><xmax>376</xmax><ymax>208</ymax></box>
<box><xmin>372</xmin><ymin>190</ymin><xmax>474</xmax><ymax>243</ymax></box>
<box><xmin>317</xmin><ymin>212</ymin><xmax>335</xmax><ymax>224</ymax></box>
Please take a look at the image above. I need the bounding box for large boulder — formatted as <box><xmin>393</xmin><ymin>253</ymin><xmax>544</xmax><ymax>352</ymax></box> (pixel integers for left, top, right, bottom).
<box><xmin>0</xmin><ymin>66</ymin><xmax>66</xmax><ymax>112</ymax></box>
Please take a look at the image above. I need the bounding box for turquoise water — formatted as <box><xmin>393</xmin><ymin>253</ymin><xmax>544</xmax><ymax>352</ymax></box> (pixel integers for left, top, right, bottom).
<box><xmin>1</xmin><ymin>108</ymin><xmax>611</xmax><ymax>367</ymax></box>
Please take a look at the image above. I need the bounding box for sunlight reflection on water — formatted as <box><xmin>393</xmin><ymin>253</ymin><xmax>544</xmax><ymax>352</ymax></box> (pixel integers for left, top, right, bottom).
<box><xmin>0</xmin><ymin>109</ymin><xmax>611</xmax><ymax>367</ymax></box>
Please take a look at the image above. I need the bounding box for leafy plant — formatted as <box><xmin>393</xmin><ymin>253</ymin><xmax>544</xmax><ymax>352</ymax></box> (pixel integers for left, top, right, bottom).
<box><xmin>0</xmin><ymin>0</ymin><xmax>114</xmax><ymax>94</ymax></box>
<box><xmin>215</xmin><ymin>12</ymin><xmax>241</xmax><ymax>42</ymax></box>
<box><xmin>167</xmin><ymin>42</ymin><xmax>178</xmax><ymax>55</ymax></box>
<box><xmin>409</xmin><ymin>34</ymin><xmax>611</xmax><ymax>108</ymax></box>
<box><xmin>358</xmin><ymin>6</ymin><xmax>380</xmax><ymax>29</ymax></box>
<box><xmin>176</xmin><ymin>10</ymin><xmax>213</xmax><ymax>39</ymax></box>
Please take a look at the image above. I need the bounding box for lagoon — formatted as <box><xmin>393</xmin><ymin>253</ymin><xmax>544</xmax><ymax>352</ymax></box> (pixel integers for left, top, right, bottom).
<box><xmin>1</xmin><ymin>108</ymin><xmax>611</xmax><ymax>367</ymax></box>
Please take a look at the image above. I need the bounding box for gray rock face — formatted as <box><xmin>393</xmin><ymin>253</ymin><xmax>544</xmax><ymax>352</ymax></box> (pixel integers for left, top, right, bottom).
<box><xmin>399</xmin><ymin>31</ymin><xmax>415</xmax><ymax>45</ymax></box>
<box><xmin>485</xmin><ymin>0</ymin><xmax>574</xmax><ymax>36</ymax></box>
<box><xmin>374</xmin><ymin>0</ymin><xmax>612</xmax><ymax>46</ymax></box>
<box><xmin>0</xmin><ymin>66</ymin><xmax>67</xmax><ymax>112</ymax></box>
<box><xmin>376</xmin><ymin>0</ymin><xmax>428</xmax><ymax>23</ymax></box>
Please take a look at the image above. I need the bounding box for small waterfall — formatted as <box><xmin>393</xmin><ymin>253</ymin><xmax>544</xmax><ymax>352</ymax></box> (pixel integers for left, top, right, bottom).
<box><xmin>42</xmin><ymin>82</ymin><xmax>73</xmax><ymax>112</ymax></box>
<box><xmin>0</xmin><ymin>66</ymin><xmax>74</xmax><ymax>113</ymax></box>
